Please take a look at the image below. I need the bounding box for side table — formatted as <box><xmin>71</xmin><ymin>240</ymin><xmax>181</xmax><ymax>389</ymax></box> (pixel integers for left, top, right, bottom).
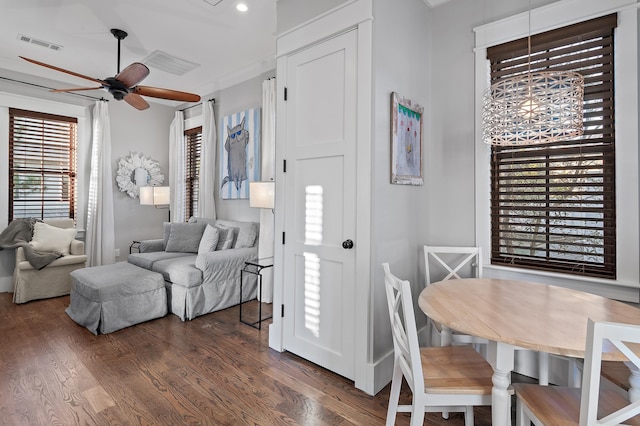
<box><xmin>239</xmin><ymin>261</ymin><xmax>273</xmax><ymax>329</ymax></box>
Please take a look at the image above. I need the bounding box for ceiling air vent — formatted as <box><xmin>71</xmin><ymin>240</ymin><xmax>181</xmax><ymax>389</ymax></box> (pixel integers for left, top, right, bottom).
<box><xmin>18</xmin><ymin>34</ymin><xmax>63</xmax><ymax>51</ymax></box>
<box><xmin>142</xmin><ymin>50</ymin><xmax>200</xmax><ymax>76</ymax></box>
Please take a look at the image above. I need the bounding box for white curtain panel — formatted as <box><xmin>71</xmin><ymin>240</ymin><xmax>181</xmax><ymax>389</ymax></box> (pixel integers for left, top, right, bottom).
<box><xmin>258</xmin><ymin>78</ymin><xmax>276</xmax><ymax>302</ymax></box>
<box><xmin>169</xmin><ymin>110</ymin><xmax>185</xmax><ymax>223</ymax></box>
<box><xmin>86</xmin><ymin>101</ymin><xmax>115</xmax><ymax>266</ymax></box>
<box><xmin>198</xmin><ymin>101</ymin><xmax>217</xmax><ymax>220</ymax></box>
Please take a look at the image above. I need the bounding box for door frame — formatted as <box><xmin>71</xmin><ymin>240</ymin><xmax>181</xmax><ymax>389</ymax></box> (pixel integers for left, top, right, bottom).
<box><xmin>269</xmin><ymin>0</ymin><xmax>373</xmax><ymax>394</ymax></box>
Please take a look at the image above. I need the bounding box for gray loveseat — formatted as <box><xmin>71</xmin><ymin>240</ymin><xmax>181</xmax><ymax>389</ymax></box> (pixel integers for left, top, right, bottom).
<box><xmin>128</xmin><ymin>217</ymin><xmax>258</xmax><ymax>321</ymax></box>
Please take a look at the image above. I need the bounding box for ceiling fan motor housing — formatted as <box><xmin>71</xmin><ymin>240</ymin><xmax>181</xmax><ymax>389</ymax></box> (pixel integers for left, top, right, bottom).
<box><xmin>104</xmin><ymin>77</ymin><xmax>129</xmax><ymax>100</ymax></box>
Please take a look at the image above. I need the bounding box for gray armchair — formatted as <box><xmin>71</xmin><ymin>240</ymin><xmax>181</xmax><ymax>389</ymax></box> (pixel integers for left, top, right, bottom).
<box><xmin>13</xmin><ymin>218</ymin><xmax>87</xmax><ymax>304</ymax></box>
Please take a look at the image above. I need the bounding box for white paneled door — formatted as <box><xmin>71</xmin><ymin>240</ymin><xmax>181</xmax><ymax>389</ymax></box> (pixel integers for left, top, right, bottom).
<box><xmin>282</xmin><ymin>29</ymin><xmax>358</xmax><ymax>380</ymax></box>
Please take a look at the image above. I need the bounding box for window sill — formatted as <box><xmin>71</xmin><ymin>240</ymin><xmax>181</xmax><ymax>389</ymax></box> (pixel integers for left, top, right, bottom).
<box><xmin>483</xmin><ymin>263</ymin><xmax>640</xmax><ymax>303</ymax></box>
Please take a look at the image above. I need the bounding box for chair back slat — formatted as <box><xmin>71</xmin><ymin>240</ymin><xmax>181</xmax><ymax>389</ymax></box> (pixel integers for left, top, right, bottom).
<box><xmin>424</xmin><ymin>246</ymin><xmax>482</xmax><ymax>285</ymax></box>
<box><xmin>383</xmin><ymin>263</ymin><xmax>424</xmax><ymax>392</ymax></box>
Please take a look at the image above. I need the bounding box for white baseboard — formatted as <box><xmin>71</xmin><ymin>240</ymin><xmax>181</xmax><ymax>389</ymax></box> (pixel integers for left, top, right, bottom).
<box><xmin>364</xmin><ymin>323</ymin><xmax>432</xmax><ymax>396</ymax></box>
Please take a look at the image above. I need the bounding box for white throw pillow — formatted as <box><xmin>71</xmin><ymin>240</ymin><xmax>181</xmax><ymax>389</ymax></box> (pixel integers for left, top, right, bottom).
<box><xmin>30</xmin><ymin>222</ymin><xmax>76</xmax><ymax>255</ymax></box>
<box><xmin>198</xmin><ymin>225</ymin><xmax>219</xmax><ymax>254</ymax></box>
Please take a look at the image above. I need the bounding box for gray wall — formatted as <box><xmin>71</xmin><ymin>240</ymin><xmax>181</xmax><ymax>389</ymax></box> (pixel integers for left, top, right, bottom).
<box><xmin>370</xmin><ymin>0</ymin><xmax>431</xmax><ymax>362</ymax></box>
<box><xmin>110</xmin><ymin>100</ymin><xmax>175</xmax><ymax>262</ymax></box>
<box><xmin>427</xmin><ymin>0</ymin><xmax>560</xmax><ymax>247</ymax></box>
<box><xmin>205</xmin><ymin>70</ymin><xmax>274</xmax><ymax>223</ymax></box>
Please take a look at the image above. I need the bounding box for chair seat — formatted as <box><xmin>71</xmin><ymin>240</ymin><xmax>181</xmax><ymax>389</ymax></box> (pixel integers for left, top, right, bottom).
<box><xmin>422</xmin><ymin>346</ymin><xmax>493</xmax><ymax>395</ymax></box>
<box><xmin>514</xmin><ymin>382</ymin><xmax>640</xmax><ymax>425</ymax></box>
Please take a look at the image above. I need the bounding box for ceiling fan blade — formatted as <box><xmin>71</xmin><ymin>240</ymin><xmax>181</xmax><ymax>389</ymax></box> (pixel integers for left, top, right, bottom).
<box><xmin>51</xmin><ymin>86</ymin><xmax>103</xmax><ymax>93</ymax></box>
<box><xmin>115</xmin><ymin>62</ymin><xmax>150</xmax><ymax>88</ymax></box>
<box><xmin>20</xmin><ymin>56</ymin><xmax>106</xmax><ymax>85</ymax></box>
<box><xmin>133</xmin><ymin>85</ymin><xmax>201</xmax><ymax>102</ymax></box>
<box><xmin>124</xmin><ymin>93</ymin><xmax>150</xmax><ymax>110</ymax></box>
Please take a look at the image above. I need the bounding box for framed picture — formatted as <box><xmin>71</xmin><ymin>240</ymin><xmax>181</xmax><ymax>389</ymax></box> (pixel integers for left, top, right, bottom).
<box><xmin>390</xmin><ymin>92</ymin><xmax>424</xmax><ymax>185</ymax></box>
<box><xmin>220</xmin><ymin>108</ymin><xmax>261</xmax><ymax>199</ymax></box>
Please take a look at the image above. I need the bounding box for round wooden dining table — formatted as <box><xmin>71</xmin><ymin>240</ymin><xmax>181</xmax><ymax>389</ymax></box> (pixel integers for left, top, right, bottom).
<box><xmin>418</xmin><ymin>278</ymin><xmax>640</xmax><ymax>426</ymax></box>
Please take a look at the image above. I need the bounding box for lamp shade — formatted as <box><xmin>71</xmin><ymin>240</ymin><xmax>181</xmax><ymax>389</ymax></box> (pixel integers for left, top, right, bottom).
<box><xmin>249</xmin><ymin>181</ymin><xmax>275</xmax><ymax>209</ymax></box>
<box><xmin>140</xmin><ymin>186</ymin><xmax>170</xmax><ymax>206</ymax></box>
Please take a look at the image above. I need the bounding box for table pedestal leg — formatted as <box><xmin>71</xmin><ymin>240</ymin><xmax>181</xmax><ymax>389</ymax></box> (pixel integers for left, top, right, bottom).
<box><xmin>488</xmin><ymin>341</ymin><xmax>515</xmax><ymax>426</ymax></box>
<box><xmin>626</xmin><ymin>361</ymin><xmax>640</xmax><ymax>402</ymax></box>
<box><xmin>441</xmin><ymin>325</ymin><xmax>453</xmax><ymax>347</ymax></box>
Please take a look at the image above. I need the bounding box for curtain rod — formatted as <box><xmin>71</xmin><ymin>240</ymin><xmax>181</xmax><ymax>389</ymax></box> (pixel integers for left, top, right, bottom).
<box><xmin>0</xmin><ymin>76</ymin><xmax>106</xmax><ymax>101</ymax></box>
<box><xmin>180</xmin><ymin>98</ymin><xmax>215</xmax><ymax>112</ymax></box>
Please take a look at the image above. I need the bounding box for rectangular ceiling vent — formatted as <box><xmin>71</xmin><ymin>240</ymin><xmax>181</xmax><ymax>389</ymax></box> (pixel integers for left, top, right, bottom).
<box><xmin>142</xmin><ymin>50</ymin><xmax>200</xmax><ymax>76</ymax></box>
<box><xmin>18</xmin><ymin>34</ymin><xmax>63</xmax><ymax>51</ymax></box>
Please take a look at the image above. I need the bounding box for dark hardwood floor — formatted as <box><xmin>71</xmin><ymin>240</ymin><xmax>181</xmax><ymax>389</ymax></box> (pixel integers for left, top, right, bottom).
<box><xmin>0</xmin><ymin>293</ymin><xmax>498</xmax><ymax>425</ymax></box>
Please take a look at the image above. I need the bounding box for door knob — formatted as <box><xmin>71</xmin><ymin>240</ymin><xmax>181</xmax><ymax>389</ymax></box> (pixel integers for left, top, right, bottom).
<box><xmin>342</xmin><ymin>239</ymin><xmax>354</xmax><ymax>249</ymax></box>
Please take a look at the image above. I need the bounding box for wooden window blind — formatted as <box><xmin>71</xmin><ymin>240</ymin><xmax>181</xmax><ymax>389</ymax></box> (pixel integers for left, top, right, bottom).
<box><xmin>185</xmin><ymin>126</ymin><xmax>202</xmax><ymax>219</ymax></box>
<box><xmin>9</xmin><ymin>108</ymin><xmax>77</xmax><ymax>221</ymax></box>
<box><xmin>487</xmin><ymin>14</ymin><xmax>617</xmax><ymax>279</ymax></box>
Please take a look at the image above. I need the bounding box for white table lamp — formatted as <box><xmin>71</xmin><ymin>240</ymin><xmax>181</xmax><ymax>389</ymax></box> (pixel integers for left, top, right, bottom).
<box><xmin>140</xmin><ymin>185</ymin><xmax>170</xmax><ymax>220</ymax></box>
<box><xmin>249</xmin><ymin>181</ymin><xmax>275</xmax><ymax>210</ymax></box>
<box><xmin>140</xmin><ymin>186</ymin><xmax>170</xmax><ymax>206</ymax></box>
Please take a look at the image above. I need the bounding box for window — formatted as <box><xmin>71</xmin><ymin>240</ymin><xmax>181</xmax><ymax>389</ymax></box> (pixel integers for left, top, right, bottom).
<box><xmin>487</xmin><ymin>14</ymin><xmax>617</xmax><ymax>279</ymax></box>
<box><xmin>185</xmin><ymin>126</ymin><xmax>202</xmax><ymax>219</ymax></box>
<box><xmin>9</xmin><ymin>108</ymin><xmax>77</xmax><ymax>221</ymax></box>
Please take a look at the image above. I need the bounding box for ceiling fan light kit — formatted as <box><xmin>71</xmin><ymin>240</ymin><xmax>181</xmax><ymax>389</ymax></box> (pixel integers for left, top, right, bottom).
<box><xmin>20</xmin><ymin>28</ymin><xmax>201</xmax><ymax>110</ymax></box>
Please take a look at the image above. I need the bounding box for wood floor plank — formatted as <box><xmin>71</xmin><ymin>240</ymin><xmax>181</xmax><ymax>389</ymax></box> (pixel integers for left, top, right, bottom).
<box><xmin>0</xmin><ymin>293</ymin><xmax>504</xmax><ymax>425</ymax></box>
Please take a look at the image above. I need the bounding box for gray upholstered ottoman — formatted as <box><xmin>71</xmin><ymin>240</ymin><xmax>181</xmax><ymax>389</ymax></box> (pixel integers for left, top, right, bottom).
<box><xmin>66</xmin><ymin>262</ymin><xmax>167</xmax><ymax>335</ymax></box>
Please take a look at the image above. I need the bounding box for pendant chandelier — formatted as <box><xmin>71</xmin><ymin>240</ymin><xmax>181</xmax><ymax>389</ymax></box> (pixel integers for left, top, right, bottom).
<box><xmin>482</xmin><ymin>6</ymin><xmax>584</xmax><ymax>146</ymax></box>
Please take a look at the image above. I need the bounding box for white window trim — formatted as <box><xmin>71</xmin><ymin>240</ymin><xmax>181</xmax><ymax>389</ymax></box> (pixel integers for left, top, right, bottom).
<box><xmin>473</xmin><ymin>0</ymin><xmax>640</xmax><ymax>302</ymax></box>
<box><xmin>0</xmin><ymin>92</ymin><xmax>89</xmax><ymax>231</ymax></box>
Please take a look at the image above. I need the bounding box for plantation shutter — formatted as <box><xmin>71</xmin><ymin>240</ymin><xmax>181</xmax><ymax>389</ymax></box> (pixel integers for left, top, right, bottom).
<box><xmin>9</xmin><ymin>108</ymin><xmax>77</xmax><ymax>221</ymax></box>
<box><xmin>185</xmin><ymin>126</ymin><xmax>202</xmax><ymax>219</ymax></box>
<box><xmin>487</xmin><ymin>14</ymin><xmax>617</xmax><ymax>279</ymax></box>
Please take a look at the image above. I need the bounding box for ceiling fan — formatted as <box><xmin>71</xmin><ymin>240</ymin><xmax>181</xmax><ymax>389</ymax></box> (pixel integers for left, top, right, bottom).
<box><xmin>20</xmin><ymin>28</ymin><xmax>201</xmax><ymax>110</ymax></box>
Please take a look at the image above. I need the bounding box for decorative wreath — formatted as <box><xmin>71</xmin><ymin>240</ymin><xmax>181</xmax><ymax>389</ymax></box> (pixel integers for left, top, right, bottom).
<box><xmin>115</xmin><ymin>152</ymin><xmax>165</xmax><ymax>198</ymax></box>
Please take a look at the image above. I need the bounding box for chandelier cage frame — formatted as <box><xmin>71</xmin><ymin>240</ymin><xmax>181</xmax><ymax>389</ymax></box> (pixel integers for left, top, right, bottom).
<box><xmin>482</xmin><ymin>4</ymin><xmax>585</xmax><ymax>146</ymax></box>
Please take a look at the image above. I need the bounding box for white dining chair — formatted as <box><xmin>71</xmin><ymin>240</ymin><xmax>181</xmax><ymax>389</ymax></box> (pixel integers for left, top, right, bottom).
<box><xmin>423</xmin><ymin>245</ymin><xmax>580</xmax><ymax>387</ymax></box>
<box><xmin>513</xmin><ymin>319</ymin><xmax>640</xmax><ymax>425</ymax></box>
<box><xmin>382</xmin><ymin>263</ymin><xmax>493</xmax><ymax>426</ymax></box>
<box><xmin>423</xmin><ymin>246</ymin><xmax>486</xmax><ymax>349</ymax></box>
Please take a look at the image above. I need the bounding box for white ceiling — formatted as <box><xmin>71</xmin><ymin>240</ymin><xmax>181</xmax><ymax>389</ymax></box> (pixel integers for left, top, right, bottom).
<box><xmin>0</xmin><ymin>0</ymin><xmax>276</xmax><ymax>107</ymax></box>
<box><xmin>424</xmin><ymin>0</ymin><xmax>452</xmax><ymax>7</ymax></box>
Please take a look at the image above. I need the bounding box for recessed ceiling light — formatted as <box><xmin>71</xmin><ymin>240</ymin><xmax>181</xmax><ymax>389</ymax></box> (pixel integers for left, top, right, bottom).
<box><xmin>236</xmin><ymin>3</ymin><xmax>248</xmax><ymax>12</ymax></box>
